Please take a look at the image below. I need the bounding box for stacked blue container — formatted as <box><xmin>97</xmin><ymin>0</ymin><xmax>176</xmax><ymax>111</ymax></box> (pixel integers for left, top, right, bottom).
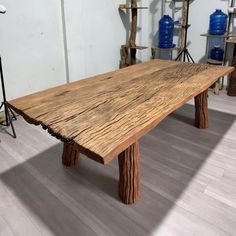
<box><xmin>209</xmin><ymin>9</ymin><xmax>227</xmax><ymax>62</ymax></box>
<box><xmin>158</xmin><ymin>15</ymin><xmax>174</xmax><ymax>48</ymax></box>
<box><xmin>210</xmin><ymin>45</ymin><xmax>224</xmax><ymax>61</ymax></box>
<box><xmin>209</xmin><ymin>9</ymin><xmax>228</xmax><ymax>35</ymax></box>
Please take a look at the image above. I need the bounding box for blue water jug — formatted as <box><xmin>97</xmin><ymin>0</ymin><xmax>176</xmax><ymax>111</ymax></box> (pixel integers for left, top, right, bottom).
<box><xmin>210</xmin><ymin>45</ymin><xmax>224</xmax><ymax>61</ymax></box>
<box><xmin>158</xmin><ymin>15</ymin><xmax>174</xmax><ymax>48</ymax></box>
<box><xmin>209</xmin><ymin>9</ymin><xmax>228</xmax><ymax>35</ymax></box>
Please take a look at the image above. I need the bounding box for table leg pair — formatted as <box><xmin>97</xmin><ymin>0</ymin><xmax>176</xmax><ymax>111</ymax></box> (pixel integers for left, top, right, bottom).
<box><xmin>62</xmin><ymin>141</ymin><xmax>140</xmax><ymax>204</ymax></box>
<box><xmin>62</xmin><ymin>89</ymin><xmax>208</xmax><ymax>205</ymax></box>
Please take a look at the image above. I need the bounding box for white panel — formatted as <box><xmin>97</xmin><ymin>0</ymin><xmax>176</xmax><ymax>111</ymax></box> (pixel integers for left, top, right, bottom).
<box><xmin>0</xmin><ymin>0</ymin><xmax>66</xmax><ymax>101</ymax></box>
<box><xmin>64</xmin><ymin>0</ymin><xmax>126</xmax><ymax>82</ymax></box>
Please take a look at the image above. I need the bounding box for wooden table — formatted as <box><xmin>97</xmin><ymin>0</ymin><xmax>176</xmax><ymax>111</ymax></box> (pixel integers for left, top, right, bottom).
<box><xmin>8</xmin><ymin>60</ymin><xmax>233</xmax><ymax>204</ymax></box>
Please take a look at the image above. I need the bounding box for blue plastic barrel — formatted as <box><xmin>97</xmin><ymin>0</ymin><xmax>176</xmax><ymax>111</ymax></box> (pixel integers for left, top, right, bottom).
<box><xmin>158</xmin><ymin>15</ymin><xmax>174</xmax><ymax>48</ymax></box>
<box><xmin>209</xmin><ymin>9</ymin><xmax>228</xmax><ymax>35</ymax></box>
<box><xmin>210</xmin><ymin>45</ymin><xmax>224</xmax><ymax>61</ymax></box>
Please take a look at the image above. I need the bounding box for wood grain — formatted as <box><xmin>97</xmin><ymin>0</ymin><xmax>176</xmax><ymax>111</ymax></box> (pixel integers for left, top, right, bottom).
<box><xmin>62</xmin><ymin>143</ymin><xmax>80</xmax><ymax>167</ymax></box>
<box><xmin>194</xmin><ymin>89</ymin><xmax>209</xmax><ymax>129</ymax></box>
<box><xmin>118</xmin><ymin>142</ymin><xmax>140</xmax><ymax>204</ymax></box>
<box><xmin>8</xmin><ymin>60</ymin><xmax>234</xmax><ymax>164</ymax></box>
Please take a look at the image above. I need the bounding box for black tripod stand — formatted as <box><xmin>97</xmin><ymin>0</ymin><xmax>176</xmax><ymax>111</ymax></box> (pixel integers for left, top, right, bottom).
<box><xmin>0</xmin><ymin>56</ymin><xmax>17</xmax><ymax>138</ymax></box>
<box><xmin>175</xmin><ymin>0</ymin><xmax>195</xmax><ymax>63</ymax></box>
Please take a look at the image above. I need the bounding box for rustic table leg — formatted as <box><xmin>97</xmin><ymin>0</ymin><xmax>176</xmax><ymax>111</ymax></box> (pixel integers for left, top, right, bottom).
<box><xmin>118</xmin><ymin>142</ymin><xmax>140</xmax><ymax>204</ymax></box>
<box><xmin>214</xmin><ymin>79</ymin><xmax>220</xmax><ymax>95</ymax></box>
<box><xmin>62</xmin><ymin>143</ymin><xmax>80</xmax><ymax>167</ymax></box>
<box><xmin>194</xmin><ymin>89</ymin><xmax>209</xmax><ymax>129</ymax></box>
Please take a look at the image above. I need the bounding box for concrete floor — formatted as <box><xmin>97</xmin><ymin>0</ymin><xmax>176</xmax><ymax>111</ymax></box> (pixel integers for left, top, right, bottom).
<box><xmin>0</xmin><ymin>90</ymin><xmax>235</xmax><ymax>236</ymax></box>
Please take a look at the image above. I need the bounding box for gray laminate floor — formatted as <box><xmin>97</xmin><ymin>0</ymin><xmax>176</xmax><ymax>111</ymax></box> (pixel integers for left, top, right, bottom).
<box><xmin>0</xmin><ymin>91</ymin><xmax>236</xmax><ymax>236</ymax></box>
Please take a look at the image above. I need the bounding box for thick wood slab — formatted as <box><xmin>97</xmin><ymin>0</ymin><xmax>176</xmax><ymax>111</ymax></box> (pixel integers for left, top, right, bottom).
<box><xmin>8</xmin><ymin>60</ymin><xmax>233</xmax><ymax>164</ymax></box>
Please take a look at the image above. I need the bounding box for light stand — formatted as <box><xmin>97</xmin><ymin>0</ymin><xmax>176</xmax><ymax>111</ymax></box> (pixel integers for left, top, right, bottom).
<box><xmin>0</xmin><ymin>5</ymin><xmax>17</xmax><ymax>138</ymax></box>
<box><xmin>0</xmin><ymin>56</ymin><xmax>17</xmax><ymax>138</ymax></box>
<box><xmin>175</xmin><ymin>0</ymin><xmax>195</xmax><ymax>63</ymax></box>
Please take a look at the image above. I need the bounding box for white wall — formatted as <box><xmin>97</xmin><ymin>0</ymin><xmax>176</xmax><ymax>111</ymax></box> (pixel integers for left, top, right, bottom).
<box><xmin>63</xmin><ymin>0</ymin><xmax>127</xmax><ymax>82</ymax></box>
<box><xmin>0</xmin><ymin>0</ymin><xmax>233</xmax><ymax>104</ymax></box>
<box><xmin>0</xmin><ymin>0</ymin><xmax>66</xmax><ymax>101</ymax></box>
<box><xmin>141</xmin><ymin>0</ymin><xmax>162</xmax><ymax>61</ymax></box>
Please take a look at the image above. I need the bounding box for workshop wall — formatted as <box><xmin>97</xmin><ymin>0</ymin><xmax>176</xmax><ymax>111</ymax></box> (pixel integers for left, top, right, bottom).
<box><xmin>0</xmin><ymin>0</ymin><xmax>233</xmax><ymax>103</ymax></box>
<box><xmin>0</xmin><ymin>0</ymin><xmax>66</xmax><ymax>100</ymax></box>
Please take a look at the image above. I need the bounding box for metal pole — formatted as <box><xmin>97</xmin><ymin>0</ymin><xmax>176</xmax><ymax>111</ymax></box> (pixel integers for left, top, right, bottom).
<box><xmin>0</xmin><ymin>5</ymin><xmax>17</xmax><ymax>138</ymax></box>
<box><xmin>222</xmin><ymin>0</ymin><xmax>235</xmax><ymax>89</ymax></box>
<box><xmin>184</xmin><ymin>0</ymin><xmax>190</xmax><ymax>47</ymax></box>
<box><xmin>0</xmin><ymin>56</ymin><xmax>17</xmax><ymax>138</ymax></box>
<box><xmin>223</xmin><ymin>0</ymin><xmax>234</xmax><ymax>65</ymax></box>
<box><xmin>0</xmin><ymin>56</ymin><xmax>9</xmax><ymax>126</ymax></box>
<box><xmin>175</xmin><ymin>0</ymin><xmax>194</xmax><ymax>63</ymax></box>
<box><xmin>60</xmin><ymin>0</ymin><xmax>70</xmax><ymax>84</ymax></box>
<box><xmin>183</xmin><ymin>0</ymin><xmax>190</xmax><ymax>61</ymax></box>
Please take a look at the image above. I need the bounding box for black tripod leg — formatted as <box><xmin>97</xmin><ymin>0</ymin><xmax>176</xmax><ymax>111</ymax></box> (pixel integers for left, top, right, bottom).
<box><xmin>175</xmin><ymin>49</ymin><xmax>184</xmax><ymax>61</ymax></box>
<box><xmin>186</xmin><ymin>52</ymin><xmax>191</xmax><ymax>62</ymax></box>
<box><xmin>187</xmin><ymin>51</ymin><xmax>195</xmax><ymax>63</ymax></box>
<box><xmin>4</xmin><ymin>104</ymin><xmax>9</xmax><ymax>126</ymax></box>
<box><xmin>183</xmin><ymin>50</ymin><xmax>187</xmax><ymax>62</ymax></box>
<box><xmin>0</xmin><ymin>57</ymin><xmax>17</xmax><ymax>138</ymax></box>
<box><xmin>8</xmin><ymin>105</ymin><xmax>17</xmax><ymax>120</ymax></box>
<box><xmin>0</xmin><ymin>102</ymin><xmax>3</xmax><ymax>109</ymax></box>
<box><xmin>6</xmin><ymin>106</ymin><xmax>16</xmax><ymax>138</ymax></box>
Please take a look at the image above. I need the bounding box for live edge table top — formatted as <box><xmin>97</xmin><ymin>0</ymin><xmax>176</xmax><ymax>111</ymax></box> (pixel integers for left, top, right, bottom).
<box><xmin>9</xmin><ymin>60</ymin><xmax>233</xmax><ymax>164</ymax></box>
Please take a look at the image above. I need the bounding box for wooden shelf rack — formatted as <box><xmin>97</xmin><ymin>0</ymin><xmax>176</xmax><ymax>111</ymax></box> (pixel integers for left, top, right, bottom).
<box><xmin>119</xmin><ymin>1</ymin><xmax>148</xmax><ymax>68</ymax></box>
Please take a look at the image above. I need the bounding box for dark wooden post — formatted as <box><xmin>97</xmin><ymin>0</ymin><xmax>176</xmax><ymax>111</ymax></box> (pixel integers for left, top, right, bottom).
<box><xmin>62</xmin><ymin>143</ymin><xmax>80</xmax><ymax>167</ymax></box>
<box><xmin>151</xmin><ymin>47</ymin><xmax>158</xmax><ymax>60</ymax></box>
<box><xmin>119</xmin><ymin>0</ymin><xmax>147</xmax><ymax>68</ymax></box>
<box><xmin>228</xmin><ymin>75</ymin><xmax>236</xmax><ymax>96</ymax></box>
<box><xmin>228</xmin><ymin>46</ymin><xmax>236</xmax><ymax>96</ymax></box>
<box><xmin>118</xmin><ymin>142</ymin><xmax>140</xmax><ymax>204</ymax></box>
<box><xmin>120</xmin><ymin>45</ymin><xmax>129</xmax><ymax>68</ymax></box>
<box><xmin>178</xmin><ymin>0</ymin><xmax>188</xmax><ymax>54</ymax></box>
<box><xmin>129</xmin><ymin>0</ymin><xmax>138</xmax><ymax>66</ymax></box>
<box><xmin>130</xmin><ymin>48</ymin><xmax>137</xmax><ymax>65</ymax></box>
<box><xmin>129</xmin><ymin>0</ymin><xmax>138</xmax><ymax>47</ymax></box>
<box><xmin>194</xmin><ymin>89</ymin><xmax>209</xmax><ymax>129</ymax></box>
